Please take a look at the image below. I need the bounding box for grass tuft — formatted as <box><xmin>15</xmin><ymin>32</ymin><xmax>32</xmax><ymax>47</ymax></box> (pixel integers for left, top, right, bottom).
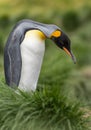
<box><xmin>0</xmin><ymin>79</ymin><xmax>89</xmax><ymax>130</ymax></box>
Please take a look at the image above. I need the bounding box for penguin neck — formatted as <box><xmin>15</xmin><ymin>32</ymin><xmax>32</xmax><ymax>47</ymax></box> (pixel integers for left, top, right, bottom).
<box><xmin>18</xmin><ymin>30</ymin><xmax>46</xmax><ymax>92</ymax></box>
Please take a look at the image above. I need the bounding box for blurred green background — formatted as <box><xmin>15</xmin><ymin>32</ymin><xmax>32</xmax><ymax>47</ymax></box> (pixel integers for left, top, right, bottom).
<box><xmin>0</xmin><ymin>0</ymin><xmax>91</xmax><ymax>105</ymax></box>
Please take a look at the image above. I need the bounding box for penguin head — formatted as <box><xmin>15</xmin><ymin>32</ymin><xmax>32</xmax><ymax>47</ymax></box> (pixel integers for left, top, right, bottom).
<box><xmin>50</xmin><ymin>30</ymin><xmax>76</xmax><ymax>63</ymax></box>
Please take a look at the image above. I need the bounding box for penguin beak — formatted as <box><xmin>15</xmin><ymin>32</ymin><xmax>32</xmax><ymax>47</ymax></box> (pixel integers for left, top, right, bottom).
<box><xmin>63</xmin><ymin>47</ymin><xmax>76</xmax><ymax>64</ymax></box>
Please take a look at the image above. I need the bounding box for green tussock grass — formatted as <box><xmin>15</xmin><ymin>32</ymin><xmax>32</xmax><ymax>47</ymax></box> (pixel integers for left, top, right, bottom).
<box><xmin>0</xmin><ymin>78</ymin><xmax>89</xmax><ymax>130</ymax></box>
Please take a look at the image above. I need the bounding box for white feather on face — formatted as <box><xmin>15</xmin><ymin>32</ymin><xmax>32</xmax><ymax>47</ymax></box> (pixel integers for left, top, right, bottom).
<box><xmin>18</xmin><ymin>30</ymin><xmax>46</xmax><ymax>92</ymax></box>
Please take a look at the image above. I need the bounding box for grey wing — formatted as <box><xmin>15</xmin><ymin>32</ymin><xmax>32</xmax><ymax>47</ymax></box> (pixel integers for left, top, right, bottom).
<box><xmin>4</xmin><ymin>31</ymin><xmax>24</xmax><ymax>87</ymax></box>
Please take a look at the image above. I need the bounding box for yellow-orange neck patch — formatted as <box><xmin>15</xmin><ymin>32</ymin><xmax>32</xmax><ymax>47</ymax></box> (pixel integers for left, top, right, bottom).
<box><xmin>25</xmin><ymin>30</ymin><xmax>46</xmax><ymax>40</ymax></box>
<box><xmin>50</xmin><ymin>30</ymin><xmax>61</xmax><ymax>38</ymax></box>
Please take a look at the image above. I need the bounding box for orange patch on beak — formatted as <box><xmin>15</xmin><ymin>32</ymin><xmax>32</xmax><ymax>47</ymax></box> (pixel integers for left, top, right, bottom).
<box><xmin>63</xmin><ymin>47</ymin><xmax>71</xmax><ymax>57</ymax></box>
<box><xmin>63</xmin><ymin>47</ymin><xmax>76</xmax><ymax>64</ymax></box>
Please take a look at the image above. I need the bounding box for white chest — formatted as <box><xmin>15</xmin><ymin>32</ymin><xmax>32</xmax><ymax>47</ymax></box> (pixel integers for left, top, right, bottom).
<box><xmin>18</xmin><ymin>30</ymin><xmax>45</xmax><ymax>92</ymax></box>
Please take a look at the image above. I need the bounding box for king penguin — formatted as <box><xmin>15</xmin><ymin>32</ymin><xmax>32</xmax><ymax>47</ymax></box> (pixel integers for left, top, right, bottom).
<box><xmin>4</xmin><ymin>19</ymin><xmax>76</xmax><ymax>92</ymax></box>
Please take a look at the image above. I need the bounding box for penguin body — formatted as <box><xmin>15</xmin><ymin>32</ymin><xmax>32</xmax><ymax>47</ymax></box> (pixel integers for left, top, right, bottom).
<box><xmin>19</xmin><ymin>30</ymin><xmax>45</xmax><ymax>91</ymax></box>
<box><xmin>4</xmin><ymin>19</ymin><xmax>76</xmax><ymax>92</ymax></box>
